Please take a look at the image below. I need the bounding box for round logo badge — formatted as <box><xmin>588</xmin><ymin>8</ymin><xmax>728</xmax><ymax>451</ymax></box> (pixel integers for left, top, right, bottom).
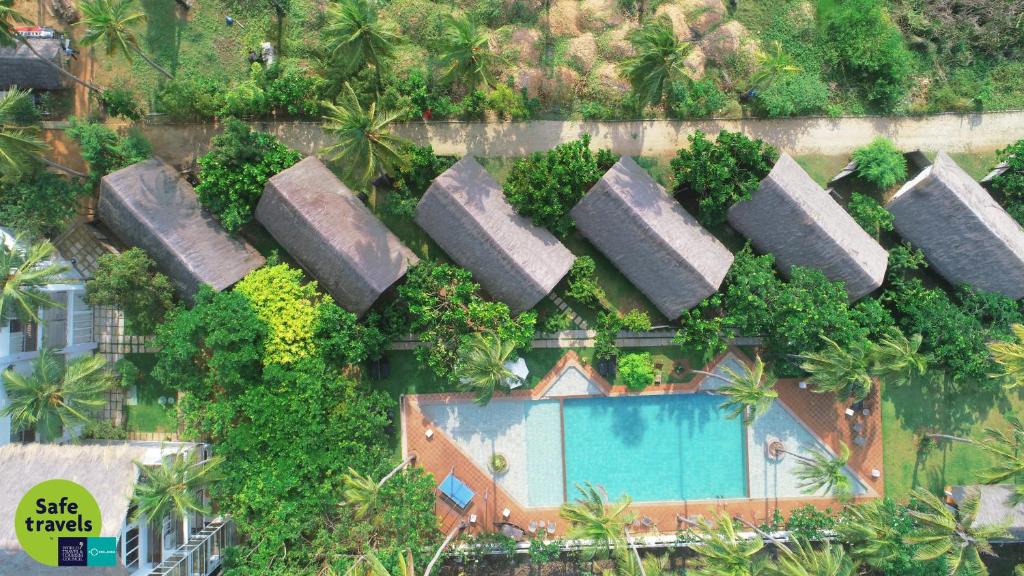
<box><xmin>14</xmin><ymin>479</ymin><xmax>102</xmax><ymax>567</ymax></box>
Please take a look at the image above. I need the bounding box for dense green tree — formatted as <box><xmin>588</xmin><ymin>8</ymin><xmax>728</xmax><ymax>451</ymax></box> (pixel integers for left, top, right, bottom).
<box><xmin>990</xmin><ymin>139</ymin><xmax>1024</xmax><ymax>224</ymax></box>
<box><xmin>195</xmin><ymin>118</ymin><xmax>300</xmax><ymax>232</ymax></box>
<box><xmin>234</xmin><ymin>263</ymin><xmax>320</xmax><ymax>365</ymax></box>
<box><xmin>0</xmin><ymin>349</ymin><xmax>113</xmax><ymax>442</ymax></box>
<box><xmin>323</xmin><ymin>0</ymin><xmax>399</xmax><ymax>89</ymax></box>
<box><xmin>454</xmin><ymin>331</ymin><xmax>521</xmax><ymax>405</ymax></box>
<box><xmin>566</xmin><ymin>255</ymin><xmax>607</xmax><ymax>309</ymax></box>
<box><xmin>504</xmin><ymin>135</ymin><xmax>616</xmax><ymax>236</ymax></box>
<box><xmin>699</xmin><ymin>354</ymin><xmax>778</xmax><ymax>424</ymax></box>
<box><xmin>670</xmin><ymin>130</ymin><xmax>778</xmax><ymax>226</ymax></box>
<box><xmin>65</xmin><ymin>117</ymin><xmax>151</xmax><ymax>186</ymax></box>
<box><xmin>0</xmin><ymin>236</ymin><xmax>68</xmax><ymax>322</ymax></box>
<box><xmin>0</xmin><ymin>170</ymin><xmax>87</xmax><ymax>235</ymax></box>
<box><xmin>852</xmin><ymin>137</ymin><xmax>907</xmax><ymax>189</ymax></box>
<box><xmin>905</xmin><ymin>488</ymin><xmax>1006</xmax><ymax>576</ymax></box>
<box><xmin>559</xmin><ymin>482</ymin><xmax>633</xmax><ymax>560</ymax></box>
<box><xmin>322</xmin><ymin>84</ymin><xmax>410</xmax><ymax>188</ymax></box>
<box><xmin>438</xmin><ymin>16</ymin><xmax>498</xmax><ymax>89</ymax></box>
<box><xmin>85</xmin><ymin>248</ymin><xmax>175</xmax><ymax>334</ymax></box>
<box><xmin>384</xmin><ymin>145</ymin><xmax>456</xmax><ymax>218</ymax></box>
<box><xmin>618</xmin><ymin>352</ymin><xmax>654</xmax><ymax>391</ymax></box>
<box><xmin>131</xmin><ymin>451</ymin><xmax>222</xmax><ymax>523</ymax></box>
<box><xmin>619</xmin><ymin>16</ymin><xmax>693</xmax><ymax>109</ymax></box>
<box><xmin>78</xmin><ymin>0</ymin><xmax>173</xmax><ymax>79</ymax></box>
<box><xmin>848</xmin><ymin>192</ymin><xmax>894</xmax><ymax>238</ymax></box>
<box><xmin>313</xmin><ymin>301</ymin><xmax>389</xmax><ymax>367</ymax></box>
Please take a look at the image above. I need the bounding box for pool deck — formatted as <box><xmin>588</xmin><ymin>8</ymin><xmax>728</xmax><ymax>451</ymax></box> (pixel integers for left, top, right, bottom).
<box><xmin>402</xmin><ymin>348</ymin><xmax>884</xmax><ymax>538</ymax></box>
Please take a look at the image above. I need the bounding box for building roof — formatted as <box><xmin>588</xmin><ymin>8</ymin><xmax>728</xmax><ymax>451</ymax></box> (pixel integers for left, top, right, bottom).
<box><xmin>256</xmin><ymin>157</ymin><xmax>418</xmax><ymax>315</ymax></box>
<box><xmin>571</xmin><ymin>156</ymin><xmax>734</xmax><ymax>319</ymax></box>
<box><xmin>415</xmin><ymin>157</ymin><xmax>575</xmax><ymax>313</ymax></box>
<box><xmin>0</xmin><ymin>38</ymin><xmax>65</xmax><ymax>91</ymax></box>
<box><xmin>0</xmin><ymin>443</ymin><xmax>144</xmax><ymax>576</ymax></box>
<box><xmin>951</xmin><ymin>484</ymin><xmax>1024</xmax><ymax>542</ymax></box>
<box><xmin>727</xmin><ymin>153</ymin><xmax>888</xmax><ymax>300</ymax></box>
<box><xmin>888</xmin><ymin>151</ymin><xmax>1024</xmax><ymax>299</ymax></box>
<box><xmin>98</xmin><ymin>158</ymin><xmax>265</xmax><ymax>300</ymax></box>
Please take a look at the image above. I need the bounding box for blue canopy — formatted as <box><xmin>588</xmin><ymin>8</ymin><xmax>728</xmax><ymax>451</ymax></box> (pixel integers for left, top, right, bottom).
<box><xmin>438</xmin><ymin>472</ymin><xmax>475</xmax><ymax>509</ymax></box>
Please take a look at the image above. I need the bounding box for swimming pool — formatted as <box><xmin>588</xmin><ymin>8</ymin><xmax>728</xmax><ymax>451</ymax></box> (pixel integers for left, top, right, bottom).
<box><xmin>562</xmin><ymin>393</ymin><xmax>748</xmax><ymax>502</ymax></box>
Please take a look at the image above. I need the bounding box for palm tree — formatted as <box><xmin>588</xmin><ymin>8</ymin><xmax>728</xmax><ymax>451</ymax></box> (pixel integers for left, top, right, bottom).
<box><xmin>78</xmin><ymin>0</ymin><xmax>173</xmax><ymax>80</ymax></box>
<box><xmin>0</xmin><ymin>235</ymin><xmax>69</xmax><ymax>322</ymax></box>
<box><xmin>697</xmin><ymin>355</ymin><xmax>778</xmax><ymax>424</ymax></box>
<box><xmin>131</xmin><ymin>450</ymin><xmax>223</xmax><ymax>523</ymax></box>
<box><xmin>0</xmin><ymin>88</ymin><xmax>47</xmax><ymax>183</ymax></box>
<box><xmin>989</xmin><ymin>323</ymin><xmax>1024</xmax><ymax>390</ymax></box>
<box><xmin>905</xmin><ymin>488</ymin><xmax>1007</xmax><ymax>576</ymax></box>
<box><xmin>453</xmin><ymin>331</ymin><xmax>520</xmax><ymax>406</ymax></box>
<box><xmin>686</xmin><ymin>512</ymin><xmax>766</xmax><ymax>576</ymax></box>
<box><xmin>748</xmin><ymin>41</ymin><xmax>801</xmax><ymax>91</ymax></box>
<box><xmin>619</xmin><ymin>16</ymin><xmax>693</xmax><ymax>110</ymax></box>
<box><xmin>836</xmin><ymin>499</ymin><xmax>912</xmax><ymax>570</ymax></box>
<box><xmin>560</xmin><ymin>482</ymin><xmax>634</xmax><ymax>560</ymax></box>
<box><xmin>0</xmin><ymin>1</ymin><xmax>103</xmax><ymax>92</ymax></box>
<box><xmin>0</xmin><ymin>349</ymin><xmax>113</xmax><ymax>442</ymax></box>
<box><xmin>322</xmin><ymin>0</ymin><xmax>399</xmax><ymax>90</ymax></box>
<box><xmin>973</xmin><ymin>417</ymin><xmax>1024</xmax><ymax>504</ymax></box>
<box><xmin>871</xmin><ymin>331</ymin><xmax>928</xmax><ymax>386</ymax></box>
<box><xmin>438</xmin><ymin>15</ymin><xmax>499</xmax><ymax>90</ymax></box>
<box><xmin>321</xmin><ymin>83</ymin><xmax>410</xmax><ymax>189</ymax></box>
<box><xmin>765</xmin><ymin>539</ymin><xmax>857</xmax><ymax>576</ymax></box>
<box><xmin>799</xmin><ymin>336</ymin><xmax>874</xmax><ymax>401</ymax></box>
<box><xmin>348</xmin><ymin>549</ymin><xmax>416</xmax><ymax>576</ymax></box>
<box><xmin>767</xmin><ymin>440</ymin><xmax>852</xmax><ymax>498</ymax></box>
<box><xmin>339</xmin><ymin>453</ymin><xmax>417</xmax><ymax>521</ymax></box>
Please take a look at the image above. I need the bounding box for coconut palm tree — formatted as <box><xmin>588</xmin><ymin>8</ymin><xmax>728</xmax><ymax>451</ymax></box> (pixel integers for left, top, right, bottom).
<box><xmin>78</xmin><ymin>0</ymin><xmax>173</xmax><ymax>80</ymax></box>
<box><xmin>619</xmin><ymin>16</ymin><xmax>693</xmax><ymax>110</ymax></box>
<box><xmin>871</xmin><ymin>331</ymin><xmax>928</xmax><ymax>386</ymax></box>
<box><xmin>799</xmin><ymin>336</ymin><xmax>874</xmax><ymax>401</ymax></box>
<box><xmin>0</xmin><ymin>235</ymin><xmax>69</xmax><ymax>322</ymax></box>
<box><xmin>560</xmin><ymin>482</ymin><xmax>634</xmax><ymax>560</ymax></box>
<box><xmin>322</xmin><ymin>0</ymin><xmax>399</xmax><ymax>90</ymax></box>
<box><xmin>767</xmin><ymin>440</ymin><xmax>852</xmax><ymax>498</ymax></box>
<box><xmin>0</xmin><ymin>349</ymin><xmax>113</xmax><ymax>442</ymax></box>
<box><xmin>905</xmin><ymin>488</ymin><xmax>1007</xmax><ymax>576</ymax></box>
<box><xmin>748</xmin><ymin>41</ymin><xmax>801</xmax><ymax>91</ymax></box>
<box><xmin>321</xmin><ymin>83</ymin><xmax>409</xmax><ymax>189</ymax></box>
<box><xmin>340</xmin><ymin>453</ymin><xmax>417</xmax><ymax>521</ymax></box>
<box><xmin>0</xmin><ymin>1</ymin><xmax>103</xmax><ymax>92</ymax></box>
<box><xmin>686</xmin><ymin>512</ymin><xmax>766</xmax><ymax>576</ymax></box>
<box><xmin>989</xmin><ymin>323</ymin><xmax>1024</xmax><ymax>390</ymax></box>
<box><xmin>0</xmin><ymin>89</ymin><xmax>85</xmax><ymax>180</ymax></box>
<box><xmin>836</xmin><ymin>499</ymin><xmax>912</xmax><ymax>570</ymax></box>
<box><xmin>973</xmin><ymin>417</ymin><xmax>1024</xmax><ymax>504</ymax></box>
<box><xmin>765</xmin><ymin>539</ymin><xmax>857</xmax><ymax>576</ymax></box>
<box><xmin>438</xmin><ymin>15</ymin><xmax>499</xmax><ymax>90</ymax></box>
<box><xmin>453</xmin><ymin>331</ymin><xmax>520</xmax><ymax>406</ymax></box>
<box><xmin>346</xmin><ymin>549</ymin><xmax>416</xmax><ymax>576</ymax></box>
<box><xmin>697</xmin><ymin>355</ymin><xmax>778</xmax><ymax>424</ymax></box>
<box><xmin>131</xmin><ymin>450</ymin><xmax>223</xmax><ymax>523</ymax></box>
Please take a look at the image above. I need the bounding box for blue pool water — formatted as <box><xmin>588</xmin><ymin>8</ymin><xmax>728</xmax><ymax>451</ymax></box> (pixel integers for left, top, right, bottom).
<box><xmin>524</xmin><ymin>400</ymin><xmax>566</xmax><ymax>507</ymax></box>
<box><xmin>562</xmin><ymin>393</ymin><xmax>747</xmax><ymax>502</ymax></box>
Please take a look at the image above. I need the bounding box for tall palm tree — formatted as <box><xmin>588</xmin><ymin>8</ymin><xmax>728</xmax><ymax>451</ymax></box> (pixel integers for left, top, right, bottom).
<box><xmin>321</xmin><ymin>83</ymin><xmax>409</xmax><ymax>189</ymax></box>
<box><xmin>0</xmin><ymin>88</ymin><xmax>47</xmax><ymax>183</ymax></box>
<box><xmin>453</xmin><ymin>331</ymin><xmax>520</xmax><ymax>406</ymax></box>
<box><xmin>989</xmin><ymin>323</ymin><xmax>1024</xmax><ymax>390</ymax></box>
<box><xmin>322</xmin><ymin>0</ymin><xmax>399</xmax><ymax>90</ymax></box>
<box><xmin>973</xmin><ymin>417</ymin><xmax>1024</xmax><ymax>504</ymax></box>
<box><xmin>339</xmin><ymin>453</ymin><xmax>416</xmax><ymax>522</ymax></box>
<box><xmin>793</xmin><ymin>443</ymin><xmax>852</xmax><ymax>498</ymax></box>
<box><xmin>686</xmin><ymin>512</ymin><xmax>766</xmax><ymax>576</ymax></box>
<box><xmin>836</xmin><ymin>499</ymin><xmax>912</xmax><ymax>570</ymax></box>
<box><xmin>905</xmin><ymin>488</ymin><xmax>1007</xmax><ymax>576</ymax></box>
<box><xmin>748</xmin><ymin>41</ymin><xmax>801</xmax><ymax>91</ymax></box>
<box><xmin>438</xmin><ymin>15</ymin><xmax>499</xmax><ymax>90</ymax></box>
<box><xmin>78</xmin><ymin>0</ymin><xmax>173</xmax><ymax>79</ymax></box>
<box><xmin>131</xmin><ymin>450</ymin><xmax>223</xmax><ymax>523</ymax></box>
<box><xmin>0</xmin><ymin>235</ymin><xmax>69</xmax><ymax>322</ymax></box>
<box><xmin>765</xmin><ymin>539</ymin><xmax>857</xmax><ymax>576</ymax></box>
<box><xmin>0</xmin><ymin>349</ymin><xmax>113</xmax><ymax>442</ymax></box>
<box><xmin>0</xmin><ymin>0</ymin><xmax>103</xmax><ymax>92</ymax></box>
<box><xmin>347</xmin><ymin>549</ymin><xmax>416</xmax><ymax>576</ymax></box>
<box><xmin>799</xmin><ymin>337</ymin><xmax>874</xmax><ymax>401</ymax></box>
<box><xmin>697</xmin><ymin>355</ymin><xmax>778</xmax><ymax>424</ymax></box>
<box><xmin>619</xmin><ymin>16</ymin><xmax>692</xmax><ymax>110</ymax></box>
<box><xmin>560</xmin><ymin>482</ymin><xmax>634</xmax><ymax>560</ymax></box>
<box><xmin>871</xmin><ymin>331</ymin><xmax>928</xmax><ymax>386</ymax></box>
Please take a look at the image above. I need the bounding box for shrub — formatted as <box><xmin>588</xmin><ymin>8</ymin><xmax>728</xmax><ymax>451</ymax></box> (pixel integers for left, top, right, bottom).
<box><xmin>0</xmin><ymin>170</ymin><xmax>87</xmax><ymax>236</ymax></box>
<box><xmin>86</xmin><ymin>248</ymin><xmax>176</xmax><ymax>334</ymax></box>
<box><xmin>848</xmin><ymin>192</ymin><xmax>894</xmax><ymax>238</ymax></box>
<box><xmin>619</xmin><ymin>352</ymin><xmax>654</xmax><ymax>391</ymax></box>
<box><xmin>65</xmin><ymin>117</ymin><xmax>151</xmax><ymax>186</ymax></box>
<box><xmin>755</xmin><ymin>73</ymin><xmax>829</xmax><ymax>117</ymax></box>
<box><xmin>670</xmin><ymin>130</ymin><xmax>778</xmax><ymax>226</ymax></box>
<box><xmin>990</xmin><ymin>139</ymin><xmax>1024</xmax><ymax>225</ymax></box>
<box><xmin>852</xmin><ymin>137</ymin><xmax>906</xmax><ymax>189</ymax></box>
<box><xmin>195</xmin><ymin>119</ymin><xmax>301</xmax><ymax>232</ymax></box>
<box><xmin>263</xmin><ymin>63</ymin><xmax>327</xmax><ymax>117</ymax></box>
<box><xmin>667</xmin><ymin>78</ymin><xmax>728</xmax><ymax>119</ymax></box>
<box><xmin>504</xmin><ymin>135</ymin><xmax>617</xmax><ymax>236</ymax></box>
<box><xmin>621</xmin><ymin>309</ymin><xmax>652</xmax><ymax>332</ymax></box>
<box><xmin>566</xmin><ymin>256</ymin><xmax>607</xmax><ymax>309</ymax></box>
<box><xmin>312</xmin><ymin>301</ymin><xmax>389</xmax><ymax>366</ymax></box>
<box><xmin>541</xmin><ymin>310</ymin><xmax>573</xmax><ymax>333</ymax></box>
<box><xmin>385</xmin><ymin>145</ymin><xmax>456</xmax><ymax>218</ymax></box>
<box><xmin>785</xmin><ymin>505</ymin><xmax>836</xmax><ymax>540</ymax></box>
<box><xmin>156</xmin><ymin>77</ymin><xmax>224</xmax><ymax>121</ymax></box>
<box><xmin>594</xmin><ymin>311</ymin><xmax>622</xmax><ymax>360</ymax></box>
<box><xmin>234</xmin><ymin>264</ymin><xmax>319</xmax><ymax>365</ymax></box>
<box><xmin>381</xmin><ymin>69</ymin><xmax>458</xmax><ymax>121</ymax></box>
<box><xmin>99</xmin><ymin>87</ymin><xmax>143</xmax><ymax>121</ymax></box>
<box><xmin>485</xmin><ymin>83</ymin><xmax>530</xmax><ymax>121</ymax></box>
<box><xmin>220</xmin><ymin>64</ymin><xmax>270</xmax><ymax>118</ymax></box>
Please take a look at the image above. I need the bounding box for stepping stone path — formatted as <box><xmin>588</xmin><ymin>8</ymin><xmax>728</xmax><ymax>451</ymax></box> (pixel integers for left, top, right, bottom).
<box><xmin>548</xmin><ymin>293</ymin><xmax>588</xmax><ymax>329</ymax></box>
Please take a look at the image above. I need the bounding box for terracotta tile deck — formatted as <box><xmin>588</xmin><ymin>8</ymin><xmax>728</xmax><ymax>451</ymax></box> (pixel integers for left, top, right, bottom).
<box><xmin>403</xmin><ymin>349</ymin><xmax>883</xmax><ymax>538</ymax></box>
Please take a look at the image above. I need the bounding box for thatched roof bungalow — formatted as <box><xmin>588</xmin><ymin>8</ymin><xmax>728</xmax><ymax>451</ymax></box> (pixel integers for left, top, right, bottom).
<box><xmin>0</xmin><ymin>38</ymin><xmax>65</xmax><ymax>91</ymax></box>
<box><xmin>256</xmin><ymin>157</ymin><xmax>418</xmax><ymax>315</ymax></box>
<box><xmin>415</xmin><ymin>157</ymin><xmax>574</xmax><ymax>313</ymax></box>
<box><xmin>727</xmin><ymin>153</ymin><xmax>888</xmax><ymax>300</ymax></box>
<box><xmin>571</xmin><ymin>157</ymin><xmax>733</xmax><ymax>320</ymax></box>
<box><xmin>951</xmin><ymin>485</ymin><xmax>1024</xmax><ymax>542</ymax></box>
<box><xmin>888</xmin><ymin>152</ymin><xmax>1024</xmax><ymax>298</ymax></box>
<box><xmin>98</xmin><ymin>158</ymin><xmax>265</xmax><ymax>300</ymax></box>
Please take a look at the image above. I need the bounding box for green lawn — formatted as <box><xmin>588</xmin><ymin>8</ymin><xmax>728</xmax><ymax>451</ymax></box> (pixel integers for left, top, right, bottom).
<box><xmin>794</xmin><ymin>154</ymin><xmax>849</xmax><ymax>187</ymax></box>
<box><xmin>122</xmin><ymin>353</ymin><xmax>179</xmax><ymax>434</ymax></box>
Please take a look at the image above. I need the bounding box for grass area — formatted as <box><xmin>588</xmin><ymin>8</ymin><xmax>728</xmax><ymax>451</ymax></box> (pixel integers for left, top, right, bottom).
<box><xmin>881</xmin><ymin>376</ymin><xmax>1024</xmax><ymax>499</ymax></box>
<box><xmin>122</xmin><ymin>353</ymin><xmax>179</xmax><ymax>433</ymax></box>
<box><xmin>945</xmin><ymin>151</ymin><xmax>1000</xmax><ymax>181</ymax></box>
<box><xmin>794</xmin><ymin>154</ymin><xmax>849</xmax><ymax>187</ymax></box>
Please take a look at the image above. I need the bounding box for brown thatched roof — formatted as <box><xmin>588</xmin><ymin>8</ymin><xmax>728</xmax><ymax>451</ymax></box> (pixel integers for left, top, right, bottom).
<box><xmin>888</xmin><ymin>151</ymin><xmax>1024</xmax><ymax>298</ymax></box>
<box><xmin>0</xmin><ymin>38</ymin><xmax>65</xmax><ymax>91</ymax></box>
<box><xmin>415</xmin><ymin>157</ymin><xmax>575</xmax><ymax>313</ymax></box>
<box><xmin>728</xmin><ymin>153</ymin><xmax>888</xmax><ymax>300</ymax></box>
<box><xmin>256</xmin><ymin>157</ymin><xmax>418</xmax><ymax>315</ymax></box>
<box><xmin>951</xmin><ymin>485</ymin><xmax>1024</xmax><ymax>542</ymax></box>
<box><xmin>571</xmin><ymin>157</ymin><xmax>734</xmax><ymax>320</ymax></box>
<box><xmin>98</xmin><ymin>158</ymin><xmax>265</xmax><ymax>300</ymax></box>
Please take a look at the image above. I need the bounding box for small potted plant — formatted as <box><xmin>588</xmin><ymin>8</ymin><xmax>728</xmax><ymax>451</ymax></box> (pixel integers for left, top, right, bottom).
<box><xmin>489</xmin><ymin>453</ymin><xmax>508</xmax><ymax>475</ymax></box>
